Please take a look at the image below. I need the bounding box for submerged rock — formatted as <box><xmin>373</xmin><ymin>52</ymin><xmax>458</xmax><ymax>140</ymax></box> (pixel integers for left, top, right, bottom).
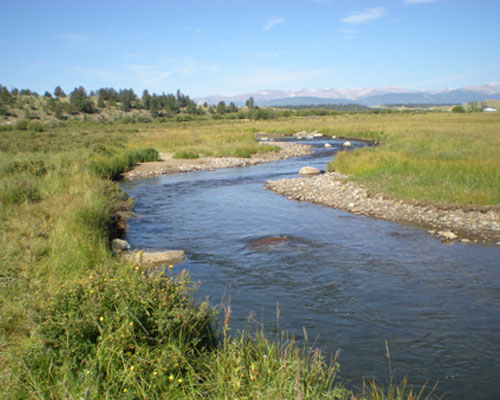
<box><xmin>250</xmin><ymin>236</ymin><xmax>289</xmax><ymax>248</ymax></box>
<box><xmin>123</xmin><ymin>250</ymin><xmax>186</xmax><ymax>265</ymax></box>
<box><xmin>299</xmin><ymin>166</ymin><xmax>321</xmax><ymax>176</ymax></box>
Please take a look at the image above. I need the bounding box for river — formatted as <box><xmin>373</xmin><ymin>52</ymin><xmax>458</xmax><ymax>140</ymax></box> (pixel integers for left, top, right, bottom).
<box><xmin>121</xmin><ymin>139</ymin><xmax>500</xmax><ymax>399</ymax></box>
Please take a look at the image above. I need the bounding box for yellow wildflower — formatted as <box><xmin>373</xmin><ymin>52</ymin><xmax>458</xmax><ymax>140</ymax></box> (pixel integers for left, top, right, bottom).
<box><xmin>169</xmin><ymin>374</ymin><xmax>174</xmax><ymax>382</ymax></box>
<box><xmin>177</xmin><ymin>378</ymin><xmax>183</xmax><ymax>384</ymax></box>
<box><xmin>99</xmin><ymin>316</ymin><xmax>104</xmax><ymax>322</ymax></box>
<box><xmin>168</xmin><ymin>264</ymin><xmax>174</xmax><ymax>269</ymax></box>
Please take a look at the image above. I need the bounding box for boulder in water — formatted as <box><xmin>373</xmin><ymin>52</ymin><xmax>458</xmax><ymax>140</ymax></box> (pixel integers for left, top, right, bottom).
<box><xmin>124</xmin><ymin>250</ymin><xmax>186</xmax><ymax>265</ymax></box>
<box><xmin>324</xmin><ymin>143</ymin><xmax>332</xmax><ymax>148</ymax></box>
<box><xmin>343</xmin><ymin>141</ymin><xmax>352</xmax><ymax>147</ymax></box>
<box><xmin>299</xmin><ymin>166</ymin><xmax>321</xmax><ymax>175</ymax></box>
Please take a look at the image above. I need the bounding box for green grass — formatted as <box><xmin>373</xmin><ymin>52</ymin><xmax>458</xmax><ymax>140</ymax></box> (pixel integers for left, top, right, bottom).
<box><xmin>0</xmin><ymin>116</ymin><xmax>448</xmax><ymax>399</ymax></box>
<box><xmin>324</xmin><ymin>112</ymin><xmax>500</xmax><ymax>205</ymax></box>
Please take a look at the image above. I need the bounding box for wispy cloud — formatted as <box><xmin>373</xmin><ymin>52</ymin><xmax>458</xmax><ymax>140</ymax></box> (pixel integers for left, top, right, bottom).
<box><xmin>404</xmin><ymin>0</ymin><xmax>436</xmax><ymax>4</ymax></box>
<box><xmin>341</xmin><ymin>7</ymin><xmax>385</xmax><ymax>24</ymax></box>
<box><xmin>58</xmin><ymin>33</ymin><xmax>87</xmax><ymax>41</ymax></box>
<box><xmin>125</xmin><ymin>52</ymin><xmax>150</xmax><ymax>59</ymax></box>
<box><xmin>73</xmin><ymin>65</ymin><xmax>122</xmax><ymax>81</ymax></box>
<box><xmin>126</xmin><ymin>64</ymin><xmax>173</xmax><ymax>84</ymax></box>
<box><xmin>127</xmin><ymin>58</ymin><xmax>217</xmax><ymax>84</ymax></box>
<box><xmin>401</xmin><ymin>71</ymin><xmax>479</xmax><ymax>89</ymax></box>
<box><xmin>231</xmin><ymin>67</ymin><xmax>330</xmax><ymax>88</ymax></box>
<box><xmin>183</xmin><ymin>26</ymin><xmax>202</xmax><ymax>33</ymax></box>
<box><xmin>339</xmin><ymin>27</ymin><xmax>358</xmax><ymax>40</ymax></box>
<box><xmin>263</xmin><ymin>17</ymin><xmax>286</xmax><ymax>31</ymax></box>
<box><xmin>248</xmin><ymin>49</ymin><xmax>293</xmax><ymax>59</ymax></box>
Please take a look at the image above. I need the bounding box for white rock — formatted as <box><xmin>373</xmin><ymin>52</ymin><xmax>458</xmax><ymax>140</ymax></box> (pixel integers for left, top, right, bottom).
<box><xmin>438</xmin><ymin>230</ymin><xmax>458</xmax><ymax>241</ymax></box>
<box><xmin>343</xmin><ymin>141</ymin><xmax>352</xmax><ymax>147</ymax></box>
<box><xmin>331</xmin><ymin>135</ymin><xmax>336</xmax><ymax>139</ymax></box>
<box><xmin>111</xmin><ymin>238</ymin><xmax>130</xmax><ymax>251</ymax></box>
<box><xmin>298</xmin><ymin>166</ymin><xmax>321</xmax><ymax>176</ymax></box>
<box><xmin>324</xmin><ymin>143</ymin><xmax>332</xmax><ymax>148</ymax></box>
<box><xmin>124</xmin><ymin>250</ymin><xmax>186</xmax><ymax>265</ymax></box>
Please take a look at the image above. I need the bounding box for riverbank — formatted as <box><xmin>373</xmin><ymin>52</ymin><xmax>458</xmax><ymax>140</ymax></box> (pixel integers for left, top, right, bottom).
<box><xmin>123</xmin><ymin>141</ymin><xmax>313</xmax><ymax>179</ymax></box>
<box><xmin>266</xmin><ymin>172</ymin><xmax>500</xmax><ymax>244</ymax></box>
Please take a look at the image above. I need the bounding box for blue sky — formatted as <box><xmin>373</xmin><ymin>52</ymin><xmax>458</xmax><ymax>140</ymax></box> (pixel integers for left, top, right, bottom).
<box><xmin>1</xmin><ymin>0</ymin><xmax>499</xmax><ymax>97</ymax></box>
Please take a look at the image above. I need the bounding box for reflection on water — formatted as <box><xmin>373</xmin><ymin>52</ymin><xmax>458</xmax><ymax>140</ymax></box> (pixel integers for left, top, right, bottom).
<box><xmin>121</xmin><ymin>139</ymin><xmax>500</xmax><ymax>399</ymax></box>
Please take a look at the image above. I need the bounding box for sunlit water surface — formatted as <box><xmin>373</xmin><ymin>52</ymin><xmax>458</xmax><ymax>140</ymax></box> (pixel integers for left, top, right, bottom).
<box><xmin>121</xmin><ymin>139</ymin><xmax>500</xmax><ymax>399</ymax></box>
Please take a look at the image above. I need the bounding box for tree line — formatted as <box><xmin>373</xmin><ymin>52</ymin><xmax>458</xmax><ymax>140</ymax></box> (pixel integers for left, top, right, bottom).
<box><xmin>0</xmin><ymin>84</ymin><xmax>260</xmax><ymax>120</ymax></box>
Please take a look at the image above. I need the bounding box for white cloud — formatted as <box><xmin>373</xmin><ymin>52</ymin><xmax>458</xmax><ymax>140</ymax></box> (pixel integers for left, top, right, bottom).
<box><xmin>339</xmin><ymin>27</ymin><xmax>358</xmax><ymax>40</ymax></box>
<box><xmin>183</xmin><ymin>26</ymin><xmax>202</xmax><ymax>33</ymax></box>
<box><xmin>341</xmin><ymin>7</ymin><xmax>385</xmax><ymax>24</ymax></box>
<box><xmin>263</xmin><ymin>17</ymin><xmax>286</xmax><ymax>31</ymax></box>
<box><xmin>404</xmin><ymin>0</ymin><xmax>436</xmax><ymax>3</ymax></box>
<box><xmin>401</xmin><ymin>71</ymin><xmax>478</xmax><ymax>89</ymax></box>
<box><xmin>126</xmin><ymin>58</ymin><xmax>217</xmax><ymax>84</ymax></box>
<box><xmin>231</xmin><ymin>67</ymin><xmax>330</xmax><ymax>88</ymax></box>
<box><xmin>73</xmin><ymin>65</ymin><xmax>122</xmax><ymax>81</ymax></box>
<box><xmin>58</xmin><ymin>33</ymin><xmax>87</xmax><ymax>41</ymax></box>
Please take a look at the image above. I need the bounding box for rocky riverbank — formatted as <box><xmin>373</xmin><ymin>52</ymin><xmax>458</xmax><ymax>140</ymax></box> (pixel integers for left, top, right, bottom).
<box><xmin>123</xmin><ymin>142</ymin><xmax>313</xmax><ymax>180</ymax></box>
<box><xmin>266</xmin><ymin>172</ymin><xmax>500</xmax><ymax>245</ymax></box>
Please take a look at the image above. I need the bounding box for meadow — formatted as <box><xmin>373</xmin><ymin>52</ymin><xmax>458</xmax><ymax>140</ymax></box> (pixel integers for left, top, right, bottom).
<box><xmin>2</xmin><ymin>111</ymin><xmax>494</xmax><ymax>398</ymax></box>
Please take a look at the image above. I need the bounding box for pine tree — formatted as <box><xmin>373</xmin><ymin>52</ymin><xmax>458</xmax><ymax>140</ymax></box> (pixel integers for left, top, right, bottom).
<box><xmin>54</xmin><ymin>86</ymin><xmax>66</xmax><ymax>98</ymax></box>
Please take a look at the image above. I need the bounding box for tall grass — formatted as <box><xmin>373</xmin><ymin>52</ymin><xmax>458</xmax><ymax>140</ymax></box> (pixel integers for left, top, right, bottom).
<box><xmin>325</xmin><ymin>113</ymin><xmax>500</xmax><ymax>205</ymax></box>
<box><xmin>0</xmin><ymin>116</ymin><xmax>447</xmax><ymax>399</ymax></box>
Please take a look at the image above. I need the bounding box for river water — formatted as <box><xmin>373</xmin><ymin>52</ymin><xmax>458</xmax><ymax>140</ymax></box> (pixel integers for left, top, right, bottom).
<box><xmin>121</xmin><ymin>139</ymin><xmax>500</xmax><ymax>399</ymax></box>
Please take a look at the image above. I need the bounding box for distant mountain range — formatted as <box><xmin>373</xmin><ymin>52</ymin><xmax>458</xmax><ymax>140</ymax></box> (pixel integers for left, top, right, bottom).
<box><xmin>194</xmin><ymin>83</ymin><xmax>500</xmax><ymax>107</ymax></box>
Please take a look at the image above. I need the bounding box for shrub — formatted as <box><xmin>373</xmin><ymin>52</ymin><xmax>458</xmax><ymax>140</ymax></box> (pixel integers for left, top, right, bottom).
<box><xmin>15</xmin><ymin>119</ymin><xmax>29</xmax><ymax>130</ymax></box>
<box><xmin>0</xmin><ymin>124</ymin><xmax>13</xmax><ymax>132</ymax></box>
<box><xmin>173</xmin><ymin>150</ymin><xmax>199</xmax><ymax>159</ymax></box>
<box><xmin>28</xmin><ymin>121</ymin><xmax>45</xmax><ymax>132</ymax></box>
<box><xmin>24</xmin><ymin>268</ymin><xmax>215</xmax><ymax>398</ymax></box>
<box><xmin>89</xmin><ymin>148</ymin><xmax>159</xmax><ymax>180</ymax></box>
<box><xmin>451</xmin><ymin>105</ymin><xmax>465</xmax><ymax>113</ymax></box>
<box><xmin>0</xmin><ymin>175</ymin><xmax>42</xmax><ymax>205</ymax></box>
<box><xmin>3</xmin><ymin>158</ymin><xmax>48</xmax><ymax>176</ymax></box>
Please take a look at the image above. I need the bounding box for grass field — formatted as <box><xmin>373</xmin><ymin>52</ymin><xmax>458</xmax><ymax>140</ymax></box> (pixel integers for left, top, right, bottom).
<box><xmin>232</xmin><ymin>112</ymin><xmax>500</xmax><ymax>206</ymax></box>
<box><xmin>2</xmin><ymin>112</ymin><xmax>490</xmax><ymax>398</ymax></box>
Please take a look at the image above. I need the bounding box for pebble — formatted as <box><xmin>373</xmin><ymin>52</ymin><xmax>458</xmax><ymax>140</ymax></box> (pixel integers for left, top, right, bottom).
<box><xmin>265</xmin><ymin>172</ymin><xmax>500</xmax><ymax>244</ymax></box>
<box><xmin>124</xmin><ymin>142</ymin><xmax>313</xmax><ymax>180</ymax></box>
